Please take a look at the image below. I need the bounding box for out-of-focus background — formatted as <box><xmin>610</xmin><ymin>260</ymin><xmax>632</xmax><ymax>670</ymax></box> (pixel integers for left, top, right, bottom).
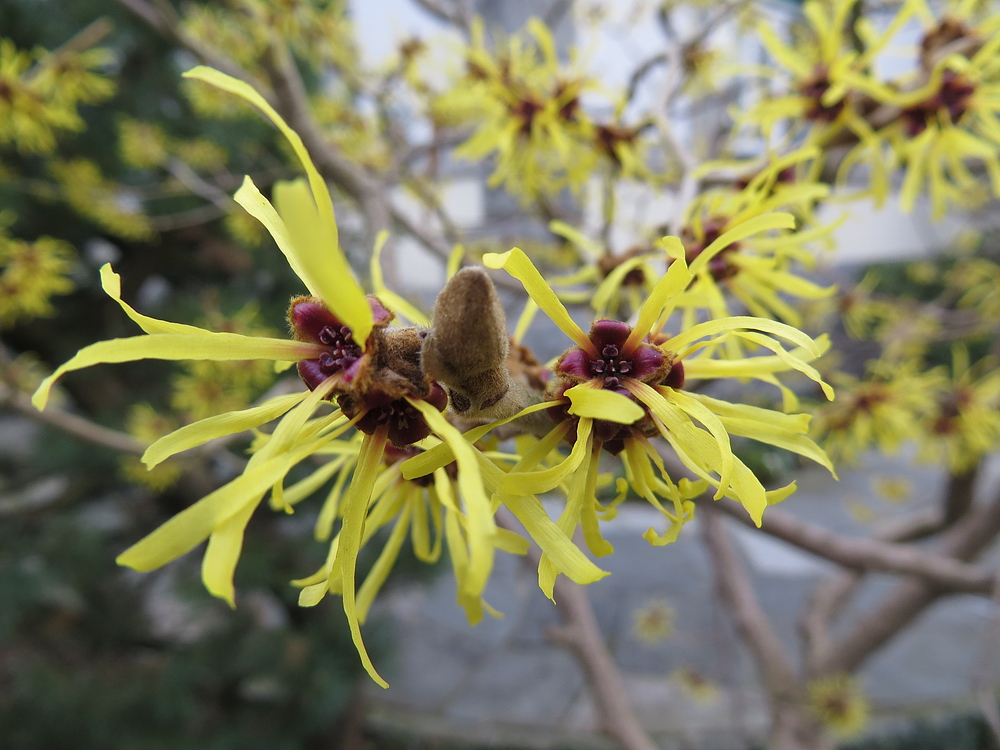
<box><xmin>3</xmin><ymin>0</ymin><xmax>1000</xmax><ymax>748</ymax></box>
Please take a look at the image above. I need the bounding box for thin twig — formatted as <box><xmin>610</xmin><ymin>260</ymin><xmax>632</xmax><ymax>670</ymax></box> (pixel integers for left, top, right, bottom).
<box><xmin>701</xmin><ymin>505</ymin><xmax>799</xmax><ymax>696</ymax></box>
<box><xmin>495</xmin><ymin>509</ymin><xmax>658</xmax><ymax>750</ymax></box>
<box><xmin>166</xmin><ymin>159</ymin><xmax>235</xmax><ymax>210</ymax></box>
<box><xmin>25</xmin><ymin>17</ymin><xmax>114</xmax><ymax>83</ymax></box>
<box><xmin>150</xmin><ymin>203</ymin><xmax>226</xmax><ymax>231</ymax></box>
<box><xmin>799</xmin><ymin>504</ymin><xmax>954</xmax><ymax>674</ymax></box>
<box><xmin>625</xmin><ymin>53</ymin><xmax>667</xmax><ymax>105</ymax></box>
<box><xmin>823</xmin><ymin>482</ymin><xmax>1000</xmax><ymax>673</ymax></box>
<box><xmin>114</xmin><ymin>0</ymin><xmax>265</xmax><ymax>101</ymax></box>
<box><xmin>712</xmin><ymin>496</ymin><xmax>998</xmax><ymax>595</ymax></box>
<box><xmin>800</xmin><ymin>571</ymin><xmax>862</xmax><ymax>676</ymax></box>
<box><xmin>0</xmin><ymin>384</ymin><xmax>146</xmax><ymax>455</ymax></box>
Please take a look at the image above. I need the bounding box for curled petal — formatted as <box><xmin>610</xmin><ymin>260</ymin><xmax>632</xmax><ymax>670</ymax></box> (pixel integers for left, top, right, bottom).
<box><xmin>483</xmin><ymin>248</ymin><xmax>595</xmax><ymax>355</ymax></box>
<box><xmin>32</xmin><ymin>333</ymin><xmax>322</xmax><ymax>411</ymax></box>
<box><xmin>565</xmin><ymin>383</ymin><xmax>644</xmax><ymax>424</ymax></box>
<box><xmin>143</xmin><ymin>392</ymin><xmax>308</xmax><ymax>468</ymax></box>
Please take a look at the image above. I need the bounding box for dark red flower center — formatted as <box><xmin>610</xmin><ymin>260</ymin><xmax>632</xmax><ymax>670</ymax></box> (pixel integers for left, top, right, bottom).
<box><xmin>683</xmin><ymin>221</ymin><xmax>739</xmax><ymax>282</ymax></box>
<box><xmin>288</xmin><ymin>296</ymin><xmax>391</xmax><ymax>392</ymax></box>
<box><xmin>902</xmin><ymin>71</ymin><xmax>975</xmax><ymax>136</ymax></box>
<box><xmin>800</xmin><ymin>67</ymin><xmax>845</xmax><ymax>122</ymax></box>
<box><xmin>346</xmin><ymin>383</ymin><xmax>448</xmax><ymax>447</ymax></box>
<box><xmin>550</xmin><ymin>320</ymin><xmax>684</xmax><ymax>451</ymax></box>
<box><xmin>556</xmin><ymin>320</ymin><xmax>666</xmax><ymax>394</ymax></box>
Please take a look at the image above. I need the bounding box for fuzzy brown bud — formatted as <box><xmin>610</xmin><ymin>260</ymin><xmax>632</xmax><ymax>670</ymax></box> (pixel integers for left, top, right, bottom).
<box><xmin>422</xmin><ymin>267</ymin><xmax>542</xmax><ymax>423</ymax></box>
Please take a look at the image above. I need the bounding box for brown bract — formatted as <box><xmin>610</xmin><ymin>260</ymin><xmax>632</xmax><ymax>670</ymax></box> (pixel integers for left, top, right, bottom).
<box><xmin>421</xmin><ymin>267</ymin><xmax>511</xmax><ymax>415</ymax></box>
<box><xmin>288</xmin><ymin>294</ymin><xmax>445</xmax><ymax>447</ymax></box>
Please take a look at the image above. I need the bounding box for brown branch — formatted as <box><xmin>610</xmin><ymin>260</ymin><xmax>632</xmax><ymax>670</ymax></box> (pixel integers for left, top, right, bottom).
<box><xmin>495</xmin><ymin>509</ymin><xmax>657</xmax><ymax>750</ymax></box>
<box><xmin>410</xmin><ymin>0</ymin><xmax>470</xmax><ymax>31</ymax></box>
<box><xmin>701</xmin><ymin>505</ymin><xmax>799</xmax><ymax>697</ymax></box>
<box><xmin>713</xmin><ymin>497</ymin><xmax>998</xmax><ymax>595</ymax></box>
<box><xmin>625</xmin><ymin>53</ymin><xmax>667</xmax><ymax>104</ymax></box>
<box><xmin>872</xmin><ymin>507</ymin><xmax>948</xmax><ymax>543</ymax></box>
<box><xmin>822</xmin><ymin>483</ymin><xmax>1000</xmax><ymax>673</ymax></box>
<box><xmin>945</xmin><ymin>463</ymin><xmax>980</xmax><ymax>525</ymax></box>
<box><xmin>121</xmin><ymin>0</ymin><xmax>502</xmax><ymax>293</ymax></box>
<box><xmin>798</xmin><ymin>504</ymin><xmax>955</xmax><ymax>675</ymax></box>
<box><xmin>261</xmin><ymin>43</ymin><xmax>384</xmax><ymax>213</ymax></box>
<box><xmin>703</xmin><ymin>506</ymin><xmax>836</xmax><ymax>750</ymax></box>
<box><xmin>114</xmin><ymin>0</ymin><xmax>264</xmax><ymax>100</ymax></box>
<box><xmin>166</xmin><ymin>159</ymin><xmax>235</xmax><ymax>210</ymax></box>
<box><xmin>800</xmin><ymin>571</ymin><xmax>863</xmax><ymax>676</ymax></box>
<box><xmin>0</xmin><ymin>384</ymin><xmax>145</xmax><ymax>455</ymax></box>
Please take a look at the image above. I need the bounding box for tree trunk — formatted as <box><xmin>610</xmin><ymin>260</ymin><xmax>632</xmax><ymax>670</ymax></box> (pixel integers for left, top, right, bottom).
<box><xmin>770</xmin><ymin>702</ymin><xmax>835</xmax><ymax>750</ymax></box>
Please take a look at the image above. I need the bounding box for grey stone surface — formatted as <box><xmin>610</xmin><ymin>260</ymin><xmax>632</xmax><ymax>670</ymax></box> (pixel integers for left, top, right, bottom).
<box><xmin>367</xmin><ymin>449</ymin><xmax>1000</xmax><ymax>747</ymax></box>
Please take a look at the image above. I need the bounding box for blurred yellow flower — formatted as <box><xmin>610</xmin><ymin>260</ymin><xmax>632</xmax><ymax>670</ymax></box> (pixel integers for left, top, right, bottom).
<box><xmin>813</xmin><ymin>362</ymin><xmax>943</xmax><ymax>463</ymax></box>
<box><xmin>807</xmin><ymin>673</ymin><xmax>870</xmax><ymax>738</ymax></box>
<box><xmin>121</xmin><ymin>404</ymin><xmax>182</xmax><ymax>493</ymax></box>
<box><xmin>672</xmin><ymin>667</ymin><xmax>720</xmax><ymax>703</ymax></box>
<box><xmin>632</xmin><ymin>598</ymin><xmax>675</xmax><ymax>643</ymax></box>
<box><xmin>0</xmin><ymin>215</ymin><xmax>76</xmax><ymax>328</ymax></box>
<box><xmin>919</xmin><ymin>347</ymin><xmax>1000</xmax><ymax>472</ymax></box>
<box><xmin>435</xmin><ymin>18</ymin><xmax>597</xmax><ymax>200</ymax></box>
<box><xmin>872</xmin><ymin>475</ymin><xmax>913</xmax><ymax>504</ymax></box>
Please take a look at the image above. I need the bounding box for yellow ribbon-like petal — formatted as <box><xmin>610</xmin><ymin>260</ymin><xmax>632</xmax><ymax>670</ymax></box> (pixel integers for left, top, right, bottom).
<box><xmin>446</xmin><ymin>244</ymin><xmax>465</xmax><ymax>280</ymax></box>
<box><xmin>688</xmin><ymin>213</ymin><xmax>796</xmax><ymax>279</ymax></box>
<box><xmin>236</xmin><ymin>176</ymin><xmax>373</xmax><ymax>345</ymax></box>
<box><xmin>203</xmin><ymin>503</ymin><xmax>256</xmax><ymax>607</ymax></box>
<box><xmin>666</xmin><ymin>315</ymin><xmax>822</xmax><ymax>360</ymax></box>
<box><xmin>337</xmin><ymin>427</ymin><xmax>390</xmax><ymax>687</ymax></box>
<box><xmin>500</xmin><ymin>493</ymin><xmax>609</xmax><ymax>585</ymax></box>
<box><xmin>497</xmin><ymin>415</ymin><xmax>593</xmax><ymax>495</ymax></box>
<box><xmin>100</xmin><ymin>264</ymin><xmax>206</xmax><ymax>335</ymax></box>
<box><xmin>185</xmin><ymin>66</ymin><xmax>373</xmax><ymax>345</ymax></box>
<box><xmin>628</xmin><ymin>380</ymin><xmax>768</xmax><ymax>525</ymax></box>
<box><xmin>400</xmin><ymin>400</ymin><xmax>560</xmax><ymax>481</ymax></box>
<box><xmin>565</xmin><ymin>383</ymin><xmax>644</xmax><ymax>424</ymax></box>
<box><xmin>483</xmin><ymin>248</ymin><xmax>595</xmax><ymax>355</ymax></box>
<box><xmin>369</xmin><ymin>229</ymin><xmax>429</xmax><ymax>325</ymax></box>
<box><xmin>32</xmin><ymin>334</ymin><xmax>322</xmax><ymax>411</ymax></box>
<box><xmin>409</xmin><ymin>398</ymin><xmax>496</xmax><ymax>599</ymax></box>
<box><xmin>182</xmin><ymin>67</ymin><xmax>337</xmax><ymax>243</ymax></box>
<box><xmin>625</xmin><ymin>245</ymin><xmax>691</xmax><ymax>350</ymax></box>
<box><xmin>142</xmin><ymin>392</ymin><xmax>308</xmax><ymax>468</ymax></box>
<box><xmin>538</xmin><ymin>420</ymin><xmax>594</xmax><ymax>598</ymax></box>
<box><xmin>664</xmin><ymin>389</ymin><xmax>735</xmax><ymax>500</ymax></box>
<box><xmin>356</xmin><ymin>504</ymin><xmax>412</xmax><ymax>623</ymax></box>
<box><xmin>117</xmin><ymin>438</ymin><xmax>332</xmax><ymax>573</ymax></box>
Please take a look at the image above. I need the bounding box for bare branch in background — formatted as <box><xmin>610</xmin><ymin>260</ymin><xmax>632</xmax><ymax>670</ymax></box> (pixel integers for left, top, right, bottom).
<box><xmin>702</xmin><ymin>506</ymin><xmax>798</xmax><ymax>695</ymax></box>
<box><xmin>496</xmin><ymin>509</ymin><xmax>659</xmax><ymax>750</ymax></box>
<box><xmin>166</xmin><ymin>159</ymin><xmax>236</xmax><ymax>211</ymax></box>
<box><xmin>26</xmin><ymin>17</ymin><xmax>114</xmax><ymax>81</ymax></box>
<box><xmin>0</xmin><ymin>383</ymin><xmax>146</xmax><ymax>455</ymax></box>
<box><xmin>824</xmin><ymin>483</ymin><xmax>1000</xmax><ymax>673</ymax></box>
<box><xmin>701</xmin><ymin>506</ymin><xmax>835</xmax><ymax>750</ymax></box>
<box><xmin>713</xmin><ymin>496</ymin><xmax>1000</xmax><ymax>595</ymax></box>
<box><xmin>115</xmin><ymin>0</ymin><xmax>265</xmax><ymax>101</ymax></box>
<box><xmin>800</xmin><ymin>571</ymin><xmax>862</xmax><ymax>676</ymax></box>
<box><xmin>411</xmin><ymin>0</ymin><xmax>473</xmax><ymax>34</ymax></box>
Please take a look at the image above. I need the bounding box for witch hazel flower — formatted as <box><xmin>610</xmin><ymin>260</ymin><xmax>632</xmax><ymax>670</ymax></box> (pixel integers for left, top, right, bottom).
<box><xmin>29</xmin><ymin>66</ymin><xmax>482</xmax><ymax>688</ymax></box>
<box><xmin>483</xmin><ymin>246</ymin><xmax>835</xmax><ymax>596</ymax></box>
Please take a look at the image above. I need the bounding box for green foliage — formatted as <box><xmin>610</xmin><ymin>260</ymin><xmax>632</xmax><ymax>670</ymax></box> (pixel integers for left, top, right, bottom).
<box><xmin>842</xmin><ymin>711</ymin><xmax>996</xmax><ymax>750</ymax></box>
<box><xmin>0</xmin><ymin>489</ymin><xmax>374</xmax><ymax>749</ymax></box>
